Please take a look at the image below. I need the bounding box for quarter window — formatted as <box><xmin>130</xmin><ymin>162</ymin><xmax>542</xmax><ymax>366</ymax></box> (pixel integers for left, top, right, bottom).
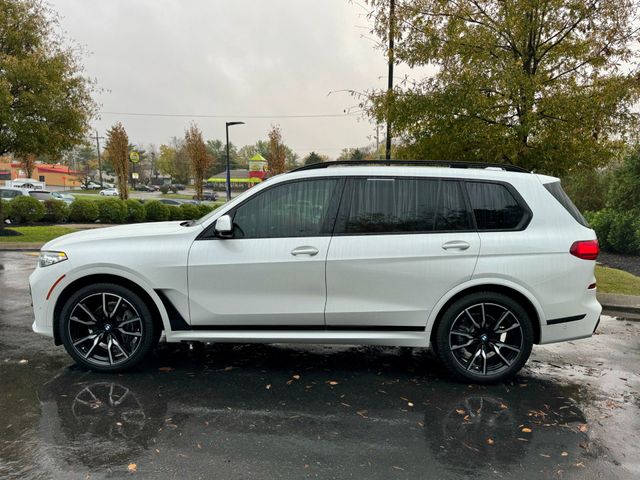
<box><xmin>466</xmin><ymin>182</ymin><xmax>527</xmax><ymax>230</ymax></box>
<box><xmin>339</xmin><ymin>178</ymin><xmax>472</xmax><ymax>234</ymax></box>
<box><xmin>232</xmin><ymin>179</ymin><xmax>340</xmax><ymax>238</ymax></box>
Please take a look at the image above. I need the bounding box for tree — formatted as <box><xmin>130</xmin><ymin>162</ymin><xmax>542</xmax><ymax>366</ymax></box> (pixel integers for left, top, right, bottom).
<box><xmin>185</xmin><ymin>124</ymin><xmax>211</xmax><ymax>200</ymax></box>
<box><xmin>20</xmin><ymin>154</ymin><xmax>37</xmax><ymax>178</ymax></box>
<box><xmin>304</xmin><ymin>151</ymin><xmax>324</xmax><ymax>166</ymax></box>
<box><xmin>156</xmin><ymin>144</ymin><xmax>177</xmax><ymax>179</ymax></box>
<box><xmin>364</xmin><ymin>0</ymin><xmax>640</xmax><ymax>176</ymax></box>
<box><xmin>206</xmin><ymin>139</ymin><xmax>239</xmax><ymax>175</ymax></box>
<box><xmin>267</xmin><ymin>126</ymin><xmax>286</xmax><ymax>176</ymax></box>
<box><xmin>0</xmin><ymin>0</ymin><xmax>96</xmax><ymax>159</ymax></box>
<box><xmin>105</xmin><ymin>123</ymin><xmax>129</xmax><ymax>200</ymax></box>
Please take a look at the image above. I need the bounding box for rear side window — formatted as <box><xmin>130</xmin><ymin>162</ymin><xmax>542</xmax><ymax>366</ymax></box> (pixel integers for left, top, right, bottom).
<box><xmin>338</xmin><ymin>178</ymin><xmax>472</xmax><ymax>234</ymax></box>
<box><xmin>466</xmin><ymin>182</ymin><xmax>529</xmax><ymax>230</ymax></box>
<box><xmin>544</xmin><ymin>181</ymin><xmax>588</xmax><ymax>227</ymax></box>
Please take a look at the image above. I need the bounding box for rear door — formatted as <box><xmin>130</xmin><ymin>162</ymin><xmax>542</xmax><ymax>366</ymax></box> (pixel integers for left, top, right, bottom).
<box><xmin>325</xmin><ymin>176</ymin><xmax>480</xmax><ymax>329</ymax></box>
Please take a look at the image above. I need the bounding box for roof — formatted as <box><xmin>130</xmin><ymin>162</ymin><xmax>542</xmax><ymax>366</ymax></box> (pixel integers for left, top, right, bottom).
<box><xmin>210</xmin><ymin>169</ymin><xmax>249</xmax><ymax>179</ymax></box>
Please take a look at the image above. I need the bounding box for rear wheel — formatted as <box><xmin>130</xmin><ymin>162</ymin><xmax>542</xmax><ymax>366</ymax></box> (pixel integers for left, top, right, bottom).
<box><xmin>59</xmin><ymin>283</ymin><xmax>157</xmax><ymax>373</ymax></box>
<box><xmin>435</xmin><ymin>292</ymin><xmax>533</xmax><ymax>383</ymax></box>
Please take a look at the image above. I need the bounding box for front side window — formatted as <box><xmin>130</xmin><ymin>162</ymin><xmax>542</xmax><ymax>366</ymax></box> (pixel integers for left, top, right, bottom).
<box><xmin>232</xmin><ymin>179</ymin><xmax>340</xmax><ymax>238</ymax></box>
<box><xmin>338</xmin><ymin>177</ymin><xmax>472</xmax><ymax>234</ymax></box>
<box><xmin>466</xmin><ymin>181</ymin><xmax>528</xmax><ymax>230</ymax></box>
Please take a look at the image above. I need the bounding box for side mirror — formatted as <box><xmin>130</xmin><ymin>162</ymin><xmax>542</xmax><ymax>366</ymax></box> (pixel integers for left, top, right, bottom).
<box><xmin>214</xmin><ymin>214</ymin><xmax>233</xmax><ymax>237</ymax></box>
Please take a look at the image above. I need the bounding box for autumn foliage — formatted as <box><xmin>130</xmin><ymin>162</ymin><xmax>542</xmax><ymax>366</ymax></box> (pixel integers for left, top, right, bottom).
<box><xmin>105</xmin><ymin>123</ymin><xmax>129</xmax><ymax>200</ymax></box>
<box><xmin>267</xmin><ymin>125</ymin><xmax>286</xmax><ymax>176</ymax></box>
<box><xmin>185</xmin><ymin>124</ymin><xmax>211</xmax><ymax>200</ymax></box>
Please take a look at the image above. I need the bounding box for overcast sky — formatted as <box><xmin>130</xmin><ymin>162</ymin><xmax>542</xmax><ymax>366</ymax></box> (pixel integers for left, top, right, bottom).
<box><xmin>51</xmin><ymin>0</ymin><xmax>405</xmax><ymax>159</ymax></box>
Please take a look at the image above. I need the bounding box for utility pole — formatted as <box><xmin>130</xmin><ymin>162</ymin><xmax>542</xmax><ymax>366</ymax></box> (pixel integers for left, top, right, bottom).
<box><xmin>95</xmin><ymin>131</ymin><xmax>104</xmax><ymax>187</ymax></box>
<box><xmin>385</xmin><ymin>0</ymin><xmax>395</xmax><ymax>161</ymax></box>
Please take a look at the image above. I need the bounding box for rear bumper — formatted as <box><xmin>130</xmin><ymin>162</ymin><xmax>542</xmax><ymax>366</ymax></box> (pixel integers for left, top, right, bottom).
<box><xmin>538</xmin><ymin>294</ymin><xmax>602</xmax><ymax>344</ymax></box>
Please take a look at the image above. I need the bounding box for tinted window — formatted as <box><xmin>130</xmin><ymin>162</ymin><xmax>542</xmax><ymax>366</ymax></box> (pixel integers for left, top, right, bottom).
<box><xmin>544</xmin><ymin>181</ymin><xmax>588</xmax><ymax>227</ymax></box>
<box><xmin>466</xmin><ymin>182</ymin><xmax>527</xmax><ymax>230</ymax></box>
<box><xmin>232</xmin><ymin>179</ymin><xmax>340</xmax><ymax>238</ymax></box>
<box><xmin>340</xmin><ymin>178</ymin><xmax>471</xmax><ymax>234</ymax></box>
<box><xmin>0</xmin><ymin>189</ymin><xmax>20</xmax><ymax>199</ymax></box>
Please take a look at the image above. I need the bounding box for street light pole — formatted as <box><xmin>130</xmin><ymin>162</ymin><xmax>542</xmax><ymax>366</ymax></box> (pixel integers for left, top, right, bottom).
<box><xmin>225</xmin><ymin>121</ymin><xmax>245</xmax><ymax>201</ymax></box>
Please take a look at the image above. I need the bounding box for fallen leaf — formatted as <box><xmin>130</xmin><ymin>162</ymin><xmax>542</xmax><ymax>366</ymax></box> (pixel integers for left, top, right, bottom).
<box><xmin>197</xmin><ymin>443</ymin><xmax>202</xmax><ymax>449</ymax></box>
<box><xmin>158</xmin><ymin>367</ymin><xmax>173</xmax><ymax>372</ymax></box>
<box><xmin>127</xmin><ymin>463</ymin><xmax>137</xmax><ymax>472</ymax></box>
<box><xmin>407</xmin><ymin>402</ymin><xmax>414</xmax><ymax>407</ymax></box>
<box><xmin>455</xmin><ymin>408</ymin><xmax>465</xmax><ymax>415</ymax></box>
<box><xmin>561</xmin><ymin>452</ymin><xmax>569</xmax><ymax>457</ymax></box>
<box><xmin>392</xmin><ymin>466</ymin><xmax>404</xmax><ymax>471</ymax></box>
<box><xmin>356</xmin><ymin>410</ymin><xmax>368</xmax><ymax>418</ymax></box>
<box><xmin>293</xmin><ymin>374</ymin><xmax>300</xmax><ymax>380</ymax></box>
<box><xmin>265</xmin><ymin>384</ymin><xmax>271</xmax><ymax>390</ymax></box>
<box><xmin>578</xmin><ymin>424</ymin><xmax>588</xmax><ymax>433</ymax></box>
<box><xmin>223</xmin><ymin>366</ymin><xmax>234</xmax><ymax>371</ymax></box>
<box><xmin>486</xmin><ymin>438</ymin><xmax>494</xmax><ymax>445</ymax></box>
<box><xmin>19</xmin><ymin>359</ymin><xmax>28</xmax><ymax>364</ymax></box>
<box><xmin>327</xmin><ymin>381</ymin><xmax>339</xmax><ymax>386</ymax></box>
<box><xmin>521</xmin><ymin>427</ymin><xmax>532</xmax><ymax>433</ymax></box>
<box><xmin>539</xmin><ymin>454</ymin><xmax>550</xmax><ymax>458</ymax></box>
<box><xmin>500</xmin><ymin>403</ymin><xmax>508</xmax><ymax>409</ymax></box>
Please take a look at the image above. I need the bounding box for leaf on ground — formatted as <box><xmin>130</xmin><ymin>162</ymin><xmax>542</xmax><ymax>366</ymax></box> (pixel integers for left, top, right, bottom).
<box><xmin>293</xmin><ymin>374</ymin><xmax>300</xmax><ymax>380</ymax></box>
<box><xmin>327</xmin><ymin>381</ymin><xmax>339</xmax><ymax>386</ymax></box>
<box><xmin>19</xmin><ymin>359</ymin><xmax>28</xmax><ymax>364</ymax></box>
<box><xmin>486</xmin><ymin>438</ymin><xmax>494</xmax><ymax>445</ymax></box>
<box><xmin>578</xmin><ymin>424</ymin><xmax>588</xmax><ymax>433</ymax></box>
<box><xmin>561</xmin><ymin>451</ymin><xmax>569</xmax><ymax>457</ymax></box>
<box><xmin>158</xmin><ymin>367</ymin><xmax>173</xmax><ymax>372</ymax></box>
<box><xmin>392</xmin><ymin>466</ymin><xmax>404</xmax><ymax>471</ymax></box>
<box><xmin>500</xmin><ymin>403</ymin><xmax>508</xmax><ymax>409</ymax></box>
<box><xmin>455</xmin><ymin>408</ymin><xmax>465</xmax><ymax>415</ymax></box>
<box><xmin>407</xmin><ymin>402</ymin><xmax>414</xmax><ymax>407</ymax></box>
<box><xmin>356</xmin><ymin>410</ymin><xmax>368</xmax><ymax>418</ymax></box>
<box><xmin>521</xmin><ymin>427</ymin><xmax>532</xmax><ymax>433</ymax></box>
<box><xmin>265</xmin><ymin>384</ymin><xmax>271</xmax><ymax>390</ymax></box>
<box><xmin>127</xmin><ymin>463</ymin><xmax>137</xmax><ymax>472</ymax></box>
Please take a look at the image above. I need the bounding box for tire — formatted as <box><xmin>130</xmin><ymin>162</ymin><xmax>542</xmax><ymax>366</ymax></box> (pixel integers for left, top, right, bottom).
<box><xmin>59</xmin><ymin>282</ymin><xmax>157</xmax><ymax>373</ymax></box>
<box><xmin>435</xmin><ymin>292</ymin><xmax>533</xmax><ymax>384</ymax></box>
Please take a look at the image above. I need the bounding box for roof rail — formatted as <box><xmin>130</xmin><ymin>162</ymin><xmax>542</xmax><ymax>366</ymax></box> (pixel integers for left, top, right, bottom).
<box><xmin>291</xmin><ymin>160</ymin><xmax>529</xmax><ymax>173</ymax></box>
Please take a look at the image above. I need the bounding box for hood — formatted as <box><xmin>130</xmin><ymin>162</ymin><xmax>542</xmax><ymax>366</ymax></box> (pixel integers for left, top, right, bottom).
<box><xmin>43</xmin><ymin>221</ymin><xmax>200</xmax><ymax>250</ymax></box>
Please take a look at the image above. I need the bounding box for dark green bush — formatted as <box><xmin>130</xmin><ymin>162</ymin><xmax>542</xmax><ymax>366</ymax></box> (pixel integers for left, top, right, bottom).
<box><xmin>159</xmin><ymin>185</ymin><xmax>170</xmax><ymax>194</ymax></box>
<box><xmin>179</xmin><ymin>203</ymin><xmax>200</xmax><ymax>220</ymax></box>
<box><xmin>0</xmin><ymin>201</ymin><xmax>11</xmax><ymax>223</ymax></box>
<box><xmin>43</xmin><ymin>199</ymin><xmax>69</xmax><ymax>223</ymax></box>
<box><xmin>197</xmin><ymin>204</ymin><xmax>213</xmax><ymax>217</ymax></box>
<box><xmin>607</xmin><ymin>210</ymin><xmax>640</xmax><ymax>254</ymax></box>
<box><xmin>98</xmin><ymin>198</ymin><xmax>127</xmax><ymax>224</ymax></box>
<box><xmin>144</xmin><ymin>200</ymin><xmax>169</xmax><ymax>221</ymax></box>
<box><xmin>167</xmin><ymin>205</ymin><xmax>184</xmax><ymax>221</ymax></box>
<box><xmin>8</xmin><ymin>196</ymin><xmax>45</xmax><ymax>223</ymax></box>
<box><xmin>69</xmin><ymin>199</ymin><xmax>99</xmax><ymax>223</ymax></box>
<box><xmin>584</xmin><ymin>210</ymin><xmax>614</xmax><ymax>251</ymax></box>
<box><xmin>125</xmin><ymin>199</ymin><xmax>146</xmax><ymax>223</ymax></box>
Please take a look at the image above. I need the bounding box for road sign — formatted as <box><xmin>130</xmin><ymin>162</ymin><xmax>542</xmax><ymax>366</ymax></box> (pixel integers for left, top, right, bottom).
<box><xmin>132</xmin><ymin>172</ymin><xmax>139</xmax><ymax>179</ymax></box>
<box><xmin>129</xmin><ymin>151</ymin><xmax>140</xmax><ymax>163</ymax></box>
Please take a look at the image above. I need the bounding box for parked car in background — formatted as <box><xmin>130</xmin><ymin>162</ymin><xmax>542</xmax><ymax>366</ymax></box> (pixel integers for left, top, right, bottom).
<box><xmin>171</xmin><ymin>184</ymin><xmax>186</xmax><ymax>191</ymax></box>
<box><xmin>51</xmin><ymin>192</ymin><xmax>75</xmax><ymax>204</ymax></box>
<box><xmin>81</xmin><ymin>182</ymin><xmax>101</xmax><ymax>190</ymax></box>
<box><xmin>158</xmin><ymin>198</ymin><xmax>182</xmax><ymax>206</ymax></box>
<box><xmin>134</xmin><ymin>185</ymin><xmax>155</xmax><ymax>192</ymax></box>
<box><xmin>29</xmin><ymin>160</ymin><xmax>601</xmax><ymax>382</ymax></box>
<box><xmin>101</xmin><ymin>182</ymin><xmax>115</xmax><ymax>189</ymax></box>
<box><xmin>0</xmin><ymin>187</ymin><xmax>30</xmax><ymax>200</ymax></box>
<box><xmin>28</xmin><ymin>190</ymin><xmax>54</xmax><ymax>202</ymax></box>
<box><xmin>196</xmin><ymin>191</ymin><xmax>217</xmax><ymax>201</ymax></box>
<box><xmin>99</xmin><ymin>188</ymin><xmax>119</xmax><ymax>197</ymax></box>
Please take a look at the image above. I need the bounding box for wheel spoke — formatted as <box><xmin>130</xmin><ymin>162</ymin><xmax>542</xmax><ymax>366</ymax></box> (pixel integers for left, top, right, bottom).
<box><xmin>494</xmin><ymin>341</ymin><xmax>520</xmax><ymax>354</ymax></box>
<box><xmin>117</xmin><ymin>328</ymin><xmax>141</xmax><ymax>337</ymax></box>
<box><xmin>73</xmin><ymin>334</ymin><xmax>97</xmax><ymax>346</ymax></box>
<box><xmin>78</xmin><ymin>303</ymin><xmax>99</xmax><ymax>324</ymax></box>
<box><xmin>102</xmin><ymin>293</ymin><xmax>108</xmax><ymax>318</ymax></box>
<box><xmin>480</xmin><ymin>303</ymin><xmax>486</xmax><ymax>327</ymax></box>
<box><xmin>490</xmin><ymin>342</ymin><xmax>512</xmax><ymax>367</ymax></box>
<box><xmin>84</xmin><ymin>334</ymin><xmax>102</xmax><ymax>358</ymax></box>
<box><xmin>451</xmin><ymin>338</ymin><xmax>476</xmax><ymax>351</ymax></box>
<box><xmin>109</xmin><ymin>297</ymin><xmax>122</xmax><ymax>318</ymax></box>
<box><xmin>107</xmin><ymin>337</ymin><xmax>114</xmax><ymax>365</ymax></box>
<box><xmin>495</xmin><ymin>323</ymin><xmax>520</xmax><ymax>335</ymax></box>
<box><xmin>111</xmin><ymin>336</ymin><xmax>129</xmax><ymax>359</ymax></box>
<box><xmin>466</xmin><ymin>345</ymin><xmax>483</xmax><ymax>371</ymax></box>
<box><xmin>464</xmin><ymin>309</ymin><xmax>480</xmax><ymax>330</ymax></box>
<box><xmin>70</xmin><ymin>316</ymin><xmax>95</xmax><ymax>326</ymax></box>
<box><xmin>451</xmin><ymin>330</ymin><xmax>473</xmax><ymax>339</ymax></box>
<box><xmin>492</xmin><ymin>310</ymin><xmax>510</xmax><ymax>332</ymax></box>
<box><xmin>481</xmin><ymin>345</ymin><xmax>487</xmax><ymax>375</ymax></box>
<box><xmin>118</xmin><ymin>317</ymin><xmax>141</xmax><ymax>327</ymax></box>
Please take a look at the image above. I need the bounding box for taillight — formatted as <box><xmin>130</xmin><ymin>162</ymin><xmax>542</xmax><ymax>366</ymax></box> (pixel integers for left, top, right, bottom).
<box><xmin>570</xmin><ymin>240</ymin><xmax>599</xmax><ymax>260</ymax></box>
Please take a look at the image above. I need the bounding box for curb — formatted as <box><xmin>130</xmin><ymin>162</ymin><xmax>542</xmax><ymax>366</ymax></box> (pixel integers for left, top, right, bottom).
<box><xmin>0</xmin><ymin>243</ymin><xmax>44</xmax><ymax>251</ymax></box>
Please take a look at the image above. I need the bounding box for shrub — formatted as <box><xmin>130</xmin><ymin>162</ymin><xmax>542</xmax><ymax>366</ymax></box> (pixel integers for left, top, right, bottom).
<box><xmin>197</xmin><ymin>204</ymin><xmax>213</xmax><ymax>217</ymax></box>
<box><xmin>43</xmin><ymin>199</ymin><xmax>69</xmax><ymax>223</ymax></box>
<box><xmin>584</xmin><ymin>210</ymin><xmax>614</xmax><ymax>251</ymax></box>
<box><xmin>125</xmin><ymin>199</ymin><xmax>146</xmax><ymax>223</ymax></box>
<box><xmin>8</xmin><ymin>196</ymin><xmax>45</xmax><ymax>223</ymax></box>
<box><xmin>69</xmin><ymin>198</ymin><xmax>99</xmax><ymax>223</ymax></box>
<box><xmin>170</xmin><ymin>185</ymin><xmax>178</xmax><ymax>193</ymax></box>
<box><xmin>179</xmin><ymin>203</ymin><xmax>200</xmax><ymax>220</ymax></box>
<box><xmin>98</xmin><ymin>198</ymin><xmax>127</xmax><ymax>224</ymax></box>
<box><xmin>144</xmin><ymin>200</ymin><xmax>169</xmax><ymax>221</ymax></box>
<box><xmin>159</xmin><ymin>185</ymin><xmax>170</xmax><ymax>194</ymax></box>
<box><xmin>167</xmin><ymin>205</ymin><xmax>184</xmax><ymax>221</ymax></box>
<box><xmin>607</xmin><ymin>210</ymin><xmax>640</xmax><ymax>254</ymax></box>
<box><xmin>1</xmin><ymin>201</ymin><xmax>11</xmax><ymax>223</ymax></box>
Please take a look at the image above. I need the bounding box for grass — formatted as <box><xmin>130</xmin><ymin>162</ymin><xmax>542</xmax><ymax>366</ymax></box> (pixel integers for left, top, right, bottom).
<box><xmin>161</xmin><ymin>193</ymin><xmax>195</xmax><ymax>200</ymax></box>
<box><xmin>595</xmin><ymin>265</ymin><xmax>640</xmax><ymax>296</ymax></box>
<box><xmin>0</xmin><ymin>226</ymin><xmax>78</xmax><ymax>243</ymax></box>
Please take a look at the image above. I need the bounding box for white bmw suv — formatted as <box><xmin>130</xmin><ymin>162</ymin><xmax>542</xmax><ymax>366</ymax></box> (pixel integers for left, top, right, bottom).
<box><xmin>29</xmin><ymin>161</ymin><xmax>601</xmax><ymax>383</ymax></box>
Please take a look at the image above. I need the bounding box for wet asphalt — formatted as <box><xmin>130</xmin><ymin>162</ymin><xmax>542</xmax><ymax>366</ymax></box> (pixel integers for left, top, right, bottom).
<box><xmin>0</xmin><ymin>251</ymin><xmax>639</xmax><ymax>480</ymax></box>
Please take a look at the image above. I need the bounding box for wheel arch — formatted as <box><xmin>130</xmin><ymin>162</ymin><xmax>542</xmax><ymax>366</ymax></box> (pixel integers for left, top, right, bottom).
<box><xmin>52</xmin><ymin>273</ymin><xmax>168</xmax><ymax>346</ymax></box>
<box><xmin>427</xmin><ymin>282</ymin><xmax>543</xmax><ymax>346</ymax></box>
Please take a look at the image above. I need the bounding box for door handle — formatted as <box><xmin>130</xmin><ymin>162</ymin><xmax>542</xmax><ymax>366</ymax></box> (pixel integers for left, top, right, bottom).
<box><xmin>442</xmin><ymin>240</ymin><xmax>471</xmax><ymax>251</ymax></box>
<box><xmin>291</xmin><ymin>246</ymin><xmax>319</xmax><ymax>256</ymax></box>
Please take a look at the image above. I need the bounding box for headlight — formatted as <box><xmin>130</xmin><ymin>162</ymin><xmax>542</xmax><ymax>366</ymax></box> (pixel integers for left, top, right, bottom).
<box><xmin>39</xmin><ymin>251</ymin><xmax>68</xmax><ymax>268</ymax></box>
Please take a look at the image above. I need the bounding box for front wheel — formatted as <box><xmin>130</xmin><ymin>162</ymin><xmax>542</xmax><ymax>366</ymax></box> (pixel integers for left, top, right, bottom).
<box><xmin>59</xmin><ymin>283</ymin><xmax>157</xmax><ymax>373</ymax></box>
<box><xmin>435</xmin><ymin>292</ymin><xmax>534</xmax><ymax>384</ymax></box>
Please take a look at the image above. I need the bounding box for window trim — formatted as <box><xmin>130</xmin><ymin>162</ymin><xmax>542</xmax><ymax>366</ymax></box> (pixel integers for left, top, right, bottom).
<box><xmin>197</xmin><ymin>176</ymin><xmax>346</xmax><ymax>240</ymax></box>
<box><xmin>462</xmin><ymin>179</ymin><xmax>533</xmax><ymax>232</ymax></box>
<box><xmin>333</xmin><ymin>176</ymin><xmax>476</xmax><ymax>237</ymax></box>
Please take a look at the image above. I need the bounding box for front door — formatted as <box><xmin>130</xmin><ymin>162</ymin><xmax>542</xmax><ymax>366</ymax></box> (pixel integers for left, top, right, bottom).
<box><xmin>188</xmin><ymin>177</ymin><xmax>343</xmax><ymax>327</ymax></box>
<box><xmin>325</xmin><ymin>176</ymin><xmax>480</xmax><ymax>329</ymax></box>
